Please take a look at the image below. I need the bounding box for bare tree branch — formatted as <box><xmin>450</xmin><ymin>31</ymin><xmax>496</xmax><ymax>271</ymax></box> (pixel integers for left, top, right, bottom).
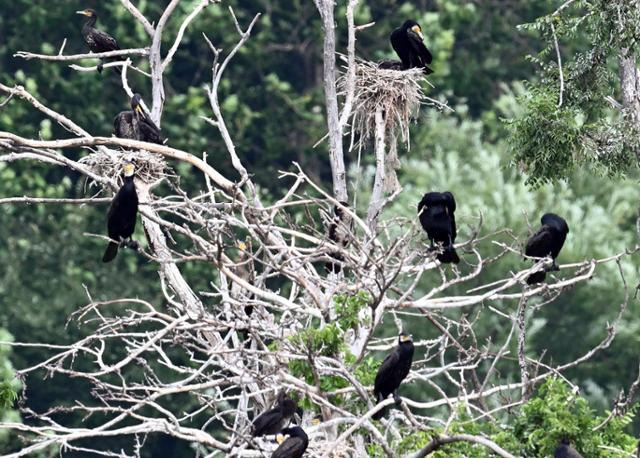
<box><xmin>121</xmin><ymin>0</ymin><xmax>155</xmax><ymax>36</ymax></box>
<box><xmin>409</xmin><ymin>433</ymin><xmax>517</xmax><ymax>458</ymax></box>
<box><xmin>14</xmin><ymin>48</ymin><xmax>148</xmax><ymax>61</ymax></box>
<box><xmin>315</xmin><ymin>0</ymin><xmax>348</xmax><ymax>202</ymax></box>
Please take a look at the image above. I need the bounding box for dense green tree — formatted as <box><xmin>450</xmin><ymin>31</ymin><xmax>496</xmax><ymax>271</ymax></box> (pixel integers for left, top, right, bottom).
<box><xmin>507</xmin><ymin>0</ymin><xmax>640</xmax><ymax>185</ymax></box>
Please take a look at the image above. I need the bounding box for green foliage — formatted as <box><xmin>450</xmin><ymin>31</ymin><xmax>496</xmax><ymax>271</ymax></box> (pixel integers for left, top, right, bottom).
<box><xmin>506</xmin><ymin>84</ymin><xmax>582</xmax><ymax>186</ymax></box>
<box><xmin>0</xmin><ymin>382</ymin><xmax>17</xmax><ymax>411</ymax></box>
<box><xmin>514</xmin><ymin>378</ymin><xmax>637</xmax><ymax>457</ymax></box>
<box><xmin>389</xmin><ymin>378</ymin><xmax>637</xmax><ymax>456</ymax></box>
<box><xmin>506</xmin><ymin>80</ymin><xmax>638</xmax><ymax>186</ymax></box>
<box><xmin>287</xmin><ymin>313</ymin><xmax>380</xmax><ymax>407</ymax></box>
<box><xmin>353</xmin><ymin>356</ymin><xmax>381</xmax><ymax>387</ymax></box>
<box><xmin>334</xmin><ymin>291</ymin><xmax>371</xmax><ymax>330</ymax></box>
<box><xmin>289</xmin><ymin>323</ymin><xmax>344</xmax><ymax>357</ymax></box>
<box><xmin>395</xmin><ymin>428</ymin><xmax>435</xmax><ymax>453</ymax></box>
<box><xmin>0</xmin><ymin>330</ymin><xmax>18</xmax><ymax>410</ymax></box>
<box><xmin>366</xmin><ymin>443</ymin><xmax>386</xmax><ymax>458</ymax></box>
<box><xmin>506</xmin><ymin>0</ymin><xmax>640</xmax><ymax>183</ymax></box>
<box><xmin>0</xmin><ymin>329</ymin><xmax>21</xmax><ymax>450</ymax></box>
<box><xmin>288</xmin><ymin>324</ymin><xmax>349</xmax><ymax>393</ymax></box>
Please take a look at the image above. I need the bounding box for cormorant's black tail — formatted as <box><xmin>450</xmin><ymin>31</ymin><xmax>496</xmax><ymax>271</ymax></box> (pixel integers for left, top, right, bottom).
<box><xmin>102</xmin><ymin>241</ymin><xmax>119</xmax><ymax>263</ymax></box>
<box><xmin>372</xmin><ymin>392</ymin><xmax>387</xmax><ymax>420</ymax></box>
<box><xmin>526</xmin><ymin>270</ymin><xmax>546</xmax><ymax>285</ymax></box>
<box><xmin>325</xmin><ymin>252</ymin><xmax>344</xmax><ymax>274</ymax></box>
<box><xmin>437</xmin><ymin>246</ymin><xmax>459</xmax><ymax>264</ymax></box>
<box><xmin>98</xmin><ymin>58</ymin><xmax>122</xmax><ymax>75</ymax></box>
<box><xmin>372</xmin><ymin>402</ymin><xmax>386</xmax><ymax>420</ymax></box>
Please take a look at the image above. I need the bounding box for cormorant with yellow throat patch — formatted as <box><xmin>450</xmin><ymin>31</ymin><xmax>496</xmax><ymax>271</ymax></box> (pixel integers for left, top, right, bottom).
<box><xmin>114</xmin><ymin>94</ymin><xmax>165</xmax><ymax>144</ymax></box>
<box><xmin>272</xmin><ymin>426</ymin><xmax>308</xmax><ymax>458</ymax></box>
<box><xmin>372</xmin><ymin>333</ymin><xmax>414</xmax><ymax>420</ymax></box>
<box><xmin>390</xmin><ymin>20</ymin><xmax>433</xmax><ymax>74</ymax></box>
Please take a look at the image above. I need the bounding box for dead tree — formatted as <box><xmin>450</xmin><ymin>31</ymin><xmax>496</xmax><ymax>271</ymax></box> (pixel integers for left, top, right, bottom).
<box><xmin>0</xmin><ymin>1</ymin><xmax>637</xmax><ymax>457</ymax></box>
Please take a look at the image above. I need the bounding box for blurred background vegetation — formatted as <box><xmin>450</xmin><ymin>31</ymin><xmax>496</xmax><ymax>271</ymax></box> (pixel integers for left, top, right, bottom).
<box><xmin>0</xmin><ymin>0</ymin><xmax>639</xmax><ymax>455</ymax></box>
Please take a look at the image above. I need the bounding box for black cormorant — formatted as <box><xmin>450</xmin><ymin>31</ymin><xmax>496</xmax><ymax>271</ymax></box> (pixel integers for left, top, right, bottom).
<box><xmin>76</xmin><ymin>9</ymin><xmax>120</xmax><ymax>73</ymax></box>
<box><xmin>372</xmin><ymin>333</ymin><xmax>414</xmax><ymax>420</ymax></box>
<box><xmin>378</xmin><ymin>60</ymin><xmax>404</xmax><ymax>71</ymax></box>
<box><xmin>325</xmin><ymin>201</ymin><xmax>352</xmax><ymax>274</ymax></box>
<box><xmin>524</xmin><ymin>213</ymin><xmax>569</xmax><ymax>285</ymax></box>
<box><xmin>113</xmin><ymin>98</ymin><xmax>140</xmax><ymax>141</ymax></box>
<box><xmin>554</xmin><ymin>438</ymin><xmax>583</xmax><ymax>458</ymax></box>
<box><xmin>418</xmin><ymin>191</ymin><xmax>459</xmax><ymax>264</ymax></box>
<box><xmin>114</xmin><ymin>94</ymin><xmax>165</xmax><ymax>144</ymax></box>
<box><xmin>252</xmin><ymin>392</ymin><xmax>298</xmax><ymax>437</ymax></box>
<box><xmin>390</xmin><ymin>20</ymin><xmax>433</xmax><ymax>74</ymax></box>
<box><xmin>272</xmin><ymin>426</ymin><xmax>309</xmax><ymax>458</ymax></box>
<box><xmin>103</xmin><ymin>163</ymin><xmax>138</xmax><ymax>263</ymax></box>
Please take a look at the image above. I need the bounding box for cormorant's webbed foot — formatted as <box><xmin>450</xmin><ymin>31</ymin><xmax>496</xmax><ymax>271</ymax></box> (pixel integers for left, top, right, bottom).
<box><xmin>126</xmin><ymin>239</ymin><xmax>140</xmax><ymax>251</ymax></box>
<box><xmin>393</xmin><ymin>391</ymin><xmax>402</xmax><ymax>405</ymax></box>
<box><xmin>549</xmin><ymin>262</ymin><xmax>560</xmax><ymax>272</ymax></box>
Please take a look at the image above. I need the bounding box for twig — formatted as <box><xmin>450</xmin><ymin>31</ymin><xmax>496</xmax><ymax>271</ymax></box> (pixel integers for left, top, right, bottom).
<box><xmin>550</xmin><ymin>23</ymin><xmax>564</xmax><ymax>107</ymax></box>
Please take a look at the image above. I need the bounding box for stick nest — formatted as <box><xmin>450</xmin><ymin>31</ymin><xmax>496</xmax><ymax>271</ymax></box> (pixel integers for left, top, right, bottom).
<box><xmin>340</xmin><ymin>59</ymin><xmax>428</xmax><ymax>149</ymax></box>
<box><xmin>80</xmin><ymin>149</ymin><xmax>171</xmax><ymax>185</ymax></box>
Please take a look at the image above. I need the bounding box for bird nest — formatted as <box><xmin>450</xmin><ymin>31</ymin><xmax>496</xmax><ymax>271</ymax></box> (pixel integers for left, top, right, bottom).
<box><xmin>80</xmin><ymin>149</ymin><xmax>171</xmax><ymax>185</ymax></box>
<box><xmin>339</xmin><ymin>59</ymin><xmax>428</xmax><ymax>150</ymax></box>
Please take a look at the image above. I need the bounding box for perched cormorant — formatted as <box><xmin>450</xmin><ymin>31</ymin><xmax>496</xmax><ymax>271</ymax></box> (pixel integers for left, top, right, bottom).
<box><xmin>76</xmin><ymin>9</ymin><xmax>120</xmax><ymax>73</ymax></box>
<box><xmin>113</xmin><ymin>94</ymin><xmax>165</xmax><ymax>144</ymax></box>
<box><xmin>113</xmin><ymin>99</ymin><xmax>139</xmax><ymax>141</ymax></box>
<box><xmin>252</xmin><ymin>392</ymin><xmax>298</xmax><ymax>437</ymax></box>
<box><xmin>524</xmin><ymin>213</ymin><xmax>569</xmax><ymax>285</ymax></box>
<box><xmin>554</xmin><ymin>438</ymin><xmax>583</xmax><ymax>458</ymax></box>
<box><xmin>418</xmin><ymin>191</ymin><xmax>459</xmax><ymax>264</ymax></box>
<box><xmin>390</xmin><ymin>20</ymin><xmax>433</xmax><ymax>74</ymax></box>
<box><xmin>103</xmin><ymin>163</ymin><xmax>138</xmax><ymax>263</ymax></box>
<box><xmin>272</xmin><ymin>426</ymin><xmax>309</xmax><ymax>458</ymax></box>
<box><xmin>372</xmin><ymin>333</ymin><xmax>414</xmax><ymax>420</ymax></box>
<box><xmin>325</xmin><ymin>201</ymin><xmax>352</xmax><ymax>274</ymax></box>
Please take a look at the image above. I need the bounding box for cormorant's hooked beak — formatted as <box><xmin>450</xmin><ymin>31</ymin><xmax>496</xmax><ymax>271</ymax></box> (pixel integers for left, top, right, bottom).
<box><xmin>276</xmin><ymin>433</ymin><xmax>286</xmax><ymax>445</ymax></box>
<box><xmin>399</xmin><ymin>334</ymin><xmax>412</xmax><ymax>343</ymax></box>
<box><xmin>76</xmin><ymin>10</ymin><xmax>92</xmax><ymax>16</ymax></box>
<box><xmin>410</xmin><ymin>25</ymin><xmax>424</xmax><ymax>40</ymax></box>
